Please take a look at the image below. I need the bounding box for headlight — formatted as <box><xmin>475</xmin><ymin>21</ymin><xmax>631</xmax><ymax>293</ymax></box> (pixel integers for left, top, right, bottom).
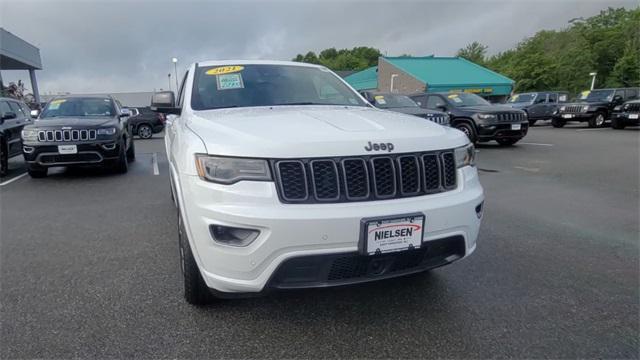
<box><xmin>582</xmin><ymin>105</ymin><xmax>590</xmax><ymax>112</ymax></box>
<box><xmin>195</xmin><ymin>155</ymin><xmax>272</xmax><ymax>184</ymax></box>
<box><xmin>478</xmin><ymin>114</ymin><xmax>496</xmax><ymax>120</ymax></box>
<box><xmin>560</xmin><ymin>106</ymin><xmax>566</xmax><ymax>111</ymax></box>
<box><xmin>454</xmin><ymin>143</ymin><xmax>476</xmax><ymax>168</ymax></box>
<box><xmin>614</xmin><ymin>105</ymin><xmax>622</xmax><ymax>111</ymax></box>
<box><xmin>97</xmin><ymin>127</ymin><xmax>117</xmax><ymax>135</ymax></box>
<box><xmin>21</xmin><ymin>129</ymin><xmax>38</xmax><ymax>141</ymax></box>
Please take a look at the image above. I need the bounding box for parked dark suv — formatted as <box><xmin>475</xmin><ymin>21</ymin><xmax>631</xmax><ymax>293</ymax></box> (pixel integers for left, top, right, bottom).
<box><xmin>410</xmin><ymin>92</ymin><xmax>528</xmax><ymax>145</ymax></box>
<box><xmin>506</xmin><ymin>91</ymin><xmax>569</xmax><ymax>126</ymax></box>
<box><xmin>127</xmin><ymin>106</ymin><xmax>165</xmax><ymax>139</ymax></box>
<box><xmin>21</xmin><ymin>95</ymin><xmax>135</xmax><ymax>178</ymax></box>
<box><xmin>611</xmin><ymin>99</ymin><xmax>640</xmax><ymax>129</ymax></box>
<box><xmin>552</xmin><ymin>88</ymin><xmax>639</xmax><ymax>128</ymax></box>
<box><xmin>359</xmin><ymin>91</ymin><xmax>450</xmax><ymax>126</ymax></box>
<box><xmin>0</xmin><ymin>97</ymin><xmax>33</xmax><ymax>176</ymax></box>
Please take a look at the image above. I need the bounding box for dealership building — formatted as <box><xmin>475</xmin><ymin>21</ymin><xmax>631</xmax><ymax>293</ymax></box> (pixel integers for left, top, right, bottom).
<box><xmin>344</xmin><ymin>56</ymin><xmax>515</xmax><ymax>102</ymax></box>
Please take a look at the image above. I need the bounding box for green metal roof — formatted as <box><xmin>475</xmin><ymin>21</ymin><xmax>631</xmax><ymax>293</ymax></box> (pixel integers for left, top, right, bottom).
<box><xmin>383</xmin><ymin>56</ymin><xmax>514</xmax><ymax>87</ymax></box>
<box><xmin>343</xmin><ymin>66</ymin><xmax>378</xmax><ymax>91</ymax></box>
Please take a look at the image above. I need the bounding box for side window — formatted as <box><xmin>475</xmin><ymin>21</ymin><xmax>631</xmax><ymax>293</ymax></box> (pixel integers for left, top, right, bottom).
<box><xmin>19</xmin><ymin>103</ymin><xmax>31</xmax><ymax>116</ymax></box>
<box><xmin>535</xmin><ymin>94</ymin><xmax>547</xmax><ymax>104</ymax></box>
<box><xmin>614</xmin><ymin>90</ymin><xmax>625</xmax><ymax>100</ymax></box>
<box><xmin>625</xmin><ymin>89</ymin><xmax>638</xmax><ymax>100</ymax></box>
<box><xmin>0</xmin><ymin>101</ymin><xmax>12</xmax><ymax>116</ymax></box>
<box><xmin>8</xmin><ymin>102</ymin><xmax>25</xmax><ymax>117</ymax></box>
<box><xmin>548</xmin><ymin>93</ymin><xmax>557</xmax><ymax>103</ymax></box>
<box><xmin>177</xmin><ymin>71</ymin><xmax>189</xmax><ymax>107</ymax></box>
<box><xmin>426</xmin><ymin>95</ymin><xmax>446</xmax><ymax>109</ymax></box>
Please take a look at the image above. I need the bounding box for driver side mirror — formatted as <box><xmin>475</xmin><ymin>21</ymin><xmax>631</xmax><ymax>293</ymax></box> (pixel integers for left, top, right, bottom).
<box><xmin>1</xmin><ymin>112</ymin><xmax>17</xmax><ymax>121</ymax></box>
<box><xmin>437</xmin><ymin>105</ymin><xmax>447</xmax><ymax>112</ymax></box>
<box><xmin>613</xmin><ymin>95</ymin><xmax>623</xmax><ymax>103</ymax></box>
<box><xmin>30</xmin><ymin>109</ymin><xmax>39</xmax><ymax>118</ymax></box>
<box><xmin>151</xmin><ymin>91</ymin><xmax>181</xmax><ymax>115</ymax></box>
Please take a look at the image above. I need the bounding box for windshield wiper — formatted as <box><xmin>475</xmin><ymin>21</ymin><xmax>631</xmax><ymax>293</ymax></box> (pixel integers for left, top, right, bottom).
<box><xmin>271</xmin><ymin>102</ymin><xmax>325</xmax><ymax>106</ymax></box>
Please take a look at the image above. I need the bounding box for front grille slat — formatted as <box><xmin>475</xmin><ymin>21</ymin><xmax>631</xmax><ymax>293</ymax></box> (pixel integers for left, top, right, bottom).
<box><xmin>275</xmin><ymin>150</ymin><xmax>458</xmax><ymax>204</ymax></box>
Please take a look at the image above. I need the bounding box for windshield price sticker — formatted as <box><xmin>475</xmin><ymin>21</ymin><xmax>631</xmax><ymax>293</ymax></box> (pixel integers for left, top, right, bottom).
<box><xmin>216</xmin><ymin>73</ymin><xmax>244</xmax><ymax>90</ymax></box>
<box><xmin>206</xmin><ymin>66</ymin><xmax>244</xmax><ymax>76</ymax></box>
<box><xmin>364</xmin><ymin>215</ymin><xmax>424</xmax><ymax>255</ymax></box>
<box><xmin>374</xmin><ymin>95</ymin><xmax>387</xmax><ymax>104</ymax></box>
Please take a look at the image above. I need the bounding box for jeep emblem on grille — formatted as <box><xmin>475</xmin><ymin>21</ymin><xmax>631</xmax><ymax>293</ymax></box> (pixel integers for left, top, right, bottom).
<box><xmin>364</xmin><ymin>141</ymin><xmax>394</xmax><ymax>152</ymax></box>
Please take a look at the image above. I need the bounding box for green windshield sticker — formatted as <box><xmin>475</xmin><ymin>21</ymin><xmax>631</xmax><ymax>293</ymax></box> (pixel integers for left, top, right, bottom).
<box><xmin>48</xmin><ymin>99</ymin><xmax>66</xmax><ymax>110</ymax></box>
<box><xmin>216</xmin><ymin>73</ymin><xmax>244</xmax><ymax>90</ymax></box>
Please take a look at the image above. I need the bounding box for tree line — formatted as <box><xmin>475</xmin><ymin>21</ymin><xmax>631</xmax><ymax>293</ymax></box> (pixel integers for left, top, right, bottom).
<box><xmin>293</xmin><ymin>7</ymin><xmax>639</xmax><ymax>95</ymax></box>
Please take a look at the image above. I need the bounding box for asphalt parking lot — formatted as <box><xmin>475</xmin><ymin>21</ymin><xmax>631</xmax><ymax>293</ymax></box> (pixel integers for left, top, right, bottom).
<box><xmin>1</xmin><ymin>123</ymin><xmax>638</xmax><ymax>359</ymax></box>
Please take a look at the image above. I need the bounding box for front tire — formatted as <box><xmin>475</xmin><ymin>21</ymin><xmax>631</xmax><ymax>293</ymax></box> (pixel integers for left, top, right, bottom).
<box><xmin>496</xmin><ymin>138</ymin><xmax>520</xmax><ymax>146</ymax></box>
<box><xmin>551</xmin><ymin>118</ymin><xmax>566</xmax><ymax>128</ymax></box>
<box><xmin>126</xmin><ymin>137</ymin><xmax>136</xmax><ymax>162</ymax></box>
<box><xmin>27</xmin><ymin>165</ymin><xmax>47</xmax><ymax>178</ymax></box>
<box><xmin>611</xmin><ymin>117</ymin><xmax>626</xmax><ymax>129</ymax></box>
<box><xmin>178</xmin><ymin>212</ymin><xmax>214</xmax><ymax>306</ymax></box>
<box><xmin>455</xmin><ymin>122</ymin><xmax>477</xmax><ymax>143</ymax></box>
<box><xmin>589</xmin><ymin>112</ymin><xmax>606</xmax><ymax>128</ymax></box>
<box><xmin>112</xmin><ymin>139</ymin><xmax>129</xmax><ymax>174</ymax></box>
<box><xmin>137</xmin><ymin>124</ymin><xmax>153</xmax><ymax>139</ymax></box>
<box><xmin>0</xmin><ymin>137</ymin><xmax>7</xmax><ymax>177</ymax></box>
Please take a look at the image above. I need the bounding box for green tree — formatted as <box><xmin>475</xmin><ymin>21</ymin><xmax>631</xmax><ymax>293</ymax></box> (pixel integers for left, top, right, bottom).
<box><xmin>292</xmin><ymin>46</ymin><xmax>381</xmax><ymax>71</ymax></box>
<box><xmin>456</xmin><ymin>41</ymin><xmax>488</xmax><ymax>65</ymax></box>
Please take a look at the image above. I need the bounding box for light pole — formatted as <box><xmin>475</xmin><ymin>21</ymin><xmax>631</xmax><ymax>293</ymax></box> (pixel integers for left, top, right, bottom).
<box><xmin>390</xmin><ymin>74</ymin><xmax>398</xmax><ymax>92</ymax></box>
<box><xmin>172</xmin><ymin>57</ymin><xmax>179</xmax><ymax>91</ymax></box>
<box><xmin>589</xmin><ymin>72</ymin><xmax>597</xmax><ymax>90</ymax></box>
<box><xmin>167</xmin><ymin>73</ymin><xmax>172</xmax><ymax>92</ymax></box>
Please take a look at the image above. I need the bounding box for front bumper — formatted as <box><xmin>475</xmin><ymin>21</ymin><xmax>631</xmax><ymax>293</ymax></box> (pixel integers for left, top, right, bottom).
<box><xmin>476</xmin><ymin>121</ymin><xmax>528</xmax><ymax>141</ymax></box>
<box><xmin>616</xmin><ymin>112</ymin><xmax>640</xmax><ymax>125</ymax></box>
<box><xmin>22</xmin><ymin>141</ymin><xmax>121</xmax><ymax>167</ymax></box>
<box><xmin>177</xmin><ymin>165</ymin><xmax>484</xmax><ymax>293</ymax></box>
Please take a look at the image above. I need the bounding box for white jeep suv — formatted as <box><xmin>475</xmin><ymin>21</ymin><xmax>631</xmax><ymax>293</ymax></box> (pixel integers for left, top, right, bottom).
<box><xmin>151</xmin><ymin>60</ymin><xmax>484</xmax><ymax>305</ymax></box>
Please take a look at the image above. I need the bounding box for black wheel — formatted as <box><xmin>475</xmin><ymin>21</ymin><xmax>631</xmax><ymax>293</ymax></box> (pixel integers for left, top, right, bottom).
<box><xmin>496</xmin><ymin>138</ymin><xmax>520</xmax><ymax>146</ymax></box>
<box><xmin>178</xmin><ymin>212</ymin><xmax>214</xmax><ymax>305</ymax></box>
<box><xmin>27</xmin><ymin>165</ymin><xmax>47</xmax><ymax>178</ymax></box>
<box><xmin>455</xmin><ymin>122</ymin><xmax>477</xmax><ymax>143</ymax></box>
<box><xmin>126</xmin><ymin>137</ymin><xmax>136</xmax><ymax>162</ymax></box>
<box><xmin>611</xmin><ymin>117</ymin><xmax>626</xmax><ymax>130</ymax></box>
<box><xmin>0</xmin><ymin>137</ymin><xmax>7</xmax><ymax>177</ymax></box>
<box><xmin>588</xmin><ymin>112</ymin><xmax>606</xmax><ymax>128</ymax></box>
<box><xmin>112</xmin><ymin>139</ymin><xmax>129</xmax><ymax>174</ymax></box>
<box><xmin>551</xmin><ymin>118</ymin><xmax>566</xmax><ymax>128</ymax></box>
<box><xmin>137</xmin><ymin>124</ymin><xmax>153</xmax><ymax>139</ymax></box>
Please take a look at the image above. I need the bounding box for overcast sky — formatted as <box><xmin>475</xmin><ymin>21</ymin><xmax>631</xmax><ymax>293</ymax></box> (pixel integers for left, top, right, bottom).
<box><xmin>1</xmin><ymin>0</ymin><xmax>636</xmax><ymax>94</ymax></box>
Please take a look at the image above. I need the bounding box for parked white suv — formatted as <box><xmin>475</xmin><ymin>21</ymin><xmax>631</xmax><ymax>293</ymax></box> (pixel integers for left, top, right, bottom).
<box><xmin>151</xmin><ymin>60</ymin><xmax>484</xmax><ymax>305</ymax></box>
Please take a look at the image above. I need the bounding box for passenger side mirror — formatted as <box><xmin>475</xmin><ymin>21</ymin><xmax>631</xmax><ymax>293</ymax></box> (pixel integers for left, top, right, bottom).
<box><xmin>613</xmin><ymin>95</ymin><xmax>623</xmax><ymax>103</ymax></box>
<box><xmin>119</xmin><ymin>108</ymin><xmax>132</xmax><ymax>118</ymax></box>
<box><xmin>437</xmin><ymin>106</ymin><xmax>447</xmax><ymax>112</ymax></box>
<box><xmin>30</xmin><ymin>109</ymin><xmax>39</xmax><ymax>118</ymax></box>
<box><xmin>151</xmin><ymin>91</ymin><xmax>181</xmax><ymax>115</ymax></box>
<box><xmin>1</xmin><ymin>112</ymin><xmax>17</xmax><ymax>121</ymax></box>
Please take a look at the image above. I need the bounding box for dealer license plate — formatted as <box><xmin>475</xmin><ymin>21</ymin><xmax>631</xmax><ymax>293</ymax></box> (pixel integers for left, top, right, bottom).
<box><xmin>361</xmin><ymin>214</ymin><xmax>425</xmax><ymax>255</ymax></box>
<box><xmin>511</xmin><ymin>123</ymin><xmax>522</xmax><ymax>130</ymax></box>
<box><xmin>58</xmin><ymin>145</ymin><xmax>77</xmax><ymax>154</ymax></box>
<box><xmin>629</xmin><ymin>114</ymin><xmax>639</xmax><ymax>119</ymax></box>
<box><xmin>562</xmin><ymin>114</ymin><xmax>574</xmax><ymax>119</ymax></box>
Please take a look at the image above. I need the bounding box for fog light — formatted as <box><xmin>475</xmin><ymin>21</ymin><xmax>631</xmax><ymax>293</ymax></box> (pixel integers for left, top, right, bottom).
<box><xmin>209</xmin><ymin>224</ymin><xmax>260</xmax><ymax>247</ymax></box>
<box><xmin>101</xmin><ymin>143</ymin><xmax>117</xmax><ymax>150</ymax></box>
<box><xmin>475</xmin><ymin>201</ymin><xmax>484</xmax><ymax>219</ymax></box>
<box><xmin>23</xmin><ymin>146</ymin><xmax>35</xmax><ymax>154</ymax></box>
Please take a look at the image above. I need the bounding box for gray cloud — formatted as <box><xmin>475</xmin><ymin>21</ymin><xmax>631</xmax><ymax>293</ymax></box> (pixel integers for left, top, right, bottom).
<box><xmin>1</xmin><ymin>0</ymin><xmax>635</xmax><ymax>94</ymax></box>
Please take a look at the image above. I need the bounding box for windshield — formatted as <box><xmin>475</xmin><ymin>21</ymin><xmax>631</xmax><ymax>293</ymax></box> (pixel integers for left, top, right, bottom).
<box><xmin>191</xmin><ymin>64</ymin><xmax>368</xmax><ymax>110</ymax></box>
<box><xmin>585</xmin><ymin>90</ymin><xmax>614</xmax><ymax>102</ymax></box>
<box><xmin>40</xmin><ymin>98</ymin><xmax>116</xmax><ymax>118</ymax></box>
<box><xmin>508</xmin><ymin>94</ymin><xmax>536</xmax><ymax>103</ymax></box>
<box><xmin>372</xmin><ymin>94</ymin><xmax>418</xmax><ymax>109</ymax></box>
<box><xmin>446</xmin><ymin>93</ymin><xmax>490</xmax><ymax>107</ymax></box>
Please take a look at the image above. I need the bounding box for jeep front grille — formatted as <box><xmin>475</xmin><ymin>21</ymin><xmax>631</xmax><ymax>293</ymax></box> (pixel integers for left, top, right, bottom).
<box><xmin>625</xmin><ymin>103</ymin><xmax>640</xmax><ymax>112</ymax></box>
<box><xmin>37</xmin><ymin>129</ymin><xmax>97</xmax><ymax>142</ymax></box>
<box><xmin>273</xmin><ymin>151</ymin><xmax>457</xmax><ymax>204</ymax></box>
<box><xmin>497</xmin><ymin>113</ymin><xmax>526</xmax><ymax>122</ymax></box>
<box><xmin>561</xmin><ymin>105</ymin><xmax>584</xmax><ymax>113</ymax></box>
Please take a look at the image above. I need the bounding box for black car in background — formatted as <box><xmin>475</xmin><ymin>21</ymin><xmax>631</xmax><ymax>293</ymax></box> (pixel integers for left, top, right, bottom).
<box><xmin>410</xmin><ymin>92</ymin><xmax>528</xmax><ymax>146</ymax></box>
<box><xmin>21</xmin><ymin>95</ymin><xmax>135</xmax><ymax>178</ymax></box>
<box><xmin>359</xmin><ymin>91</ymin><xmax>450</xmax><ymax>126</ymax></box>
<box><xmin>506</xmin><ymin>91</ymin><xmax>569</xmax><ymax>126</ymax></box>
<box><xmin>0</xmin><ymin>97</ymin><xmax>33</xmax><ymax>176</ymax></box>
<box><xmin>552</xmin><ymin>88</ymin><xmax>639</xmax><ymax>128</ymax></box>
<box><xmin>611</xmin><ymin>99</ymin><xmax>640</xmax><ymax>129</ymax></box>
<box><xmin>127</xmin><ymin>106</ymin><xmax>165</xmax><ymax>139</ymax></box>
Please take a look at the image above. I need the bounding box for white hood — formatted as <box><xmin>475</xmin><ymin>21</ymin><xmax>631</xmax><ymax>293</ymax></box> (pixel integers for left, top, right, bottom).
<box><xmin>186</xmin><ymin>106</ymin><xmax>467</xmax><ymax>158</ymax></box>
